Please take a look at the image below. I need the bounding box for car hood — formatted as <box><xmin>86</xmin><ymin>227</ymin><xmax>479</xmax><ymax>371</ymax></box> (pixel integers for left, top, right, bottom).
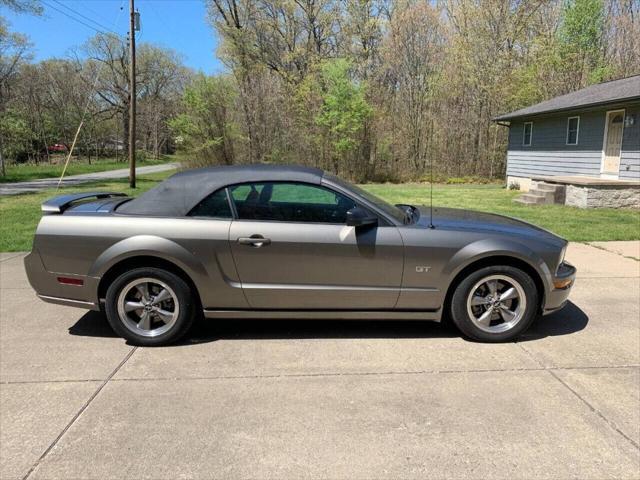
<box><xmin>414</xmin><ymin>206</ymin><xmax>566</xmax><ymax>247</ymax></box>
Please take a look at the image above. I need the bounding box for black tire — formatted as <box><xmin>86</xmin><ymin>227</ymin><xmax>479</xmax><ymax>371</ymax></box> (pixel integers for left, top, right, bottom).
<box><xmin>450</xmin><ymin>265</ymin><xmax>539</xmax><ymax>342</ymax></box>
<box><xmin>105</xmin><ymin>267</ymin><xmax>195</xmax><ymax>346</ymax></box>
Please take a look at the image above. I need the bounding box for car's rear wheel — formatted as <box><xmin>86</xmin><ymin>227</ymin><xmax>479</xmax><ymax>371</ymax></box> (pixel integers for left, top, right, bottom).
<box><xmin>450</xmin><ymin>265</ymin><xmax>539</xmax><ymax>342</ymax></box>
<box><xmin>105</xmin><ymin>267</ymin><xmax>195</xmax><ymax>346</ymax></box>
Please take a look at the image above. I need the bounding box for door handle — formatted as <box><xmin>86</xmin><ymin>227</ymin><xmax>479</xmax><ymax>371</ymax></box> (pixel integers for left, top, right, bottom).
<box><xmin>237</xmin><ymin>235</ymin><xmax>271</xmax><ymax>247</ymax></box>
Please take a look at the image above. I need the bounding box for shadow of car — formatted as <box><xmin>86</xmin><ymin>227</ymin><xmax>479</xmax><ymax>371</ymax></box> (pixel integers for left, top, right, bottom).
<box><xmin>69</xmin><ymin>301</ymin><xmax>588</xmax><ymax>347</ymax></box>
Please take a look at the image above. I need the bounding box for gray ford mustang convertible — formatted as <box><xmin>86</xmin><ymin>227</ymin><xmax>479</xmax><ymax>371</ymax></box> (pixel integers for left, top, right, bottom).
<box><xmin>25</xmin><ymin>164</ymin><xmax>576</xmax><ymax>346</ymax></box>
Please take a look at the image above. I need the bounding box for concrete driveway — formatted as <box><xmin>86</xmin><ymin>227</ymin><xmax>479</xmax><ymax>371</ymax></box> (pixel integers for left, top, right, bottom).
<box><xmin>1</xmin><ymin>243</ymin><xmax>638</xmax><ymax>479</ymax></box>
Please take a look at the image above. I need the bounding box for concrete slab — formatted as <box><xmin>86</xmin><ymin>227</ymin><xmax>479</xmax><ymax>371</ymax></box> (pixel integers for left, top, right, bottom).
<box><xmin>590</xmin><ymin>241</ymin><xmax>640</xmax><ymax>261</ymax></box>
<box><xmin>114</xmin><ymin>321</ymin><xmax>539</xmax><ymax>380</ymax></box>
<box><xmin>531</xmin><ymin>175</ymin><xmax>640</xmax><ymax>186</ymax></box>
<box><xmin>0</xmin><ymin>252</ymin><xmax>26</xmax><ymax>263</ymax></box>
<box><xmin>30</xmin><ymin>372</ymin><xmax>639</xmax><ymax>480</ymax></box>
<box><xmin>555</xmin><ymin>367</ymin><xmax>640</xmax><ymax>447</ymax></box>
<box><xmin>0</xmin><ymin>252</ymin><xmax>28</xmax><ymax>290</ymax></box>
<box><xmin>2</xmin><ymin>242</ymin><xmax>639</xmax><ymax>480</ymax></box>
<box><xmin>566</xmin><ymin>243</ymin><xmax>640</xmax><ymax>278</ymax></box>
<box><xmin>521</xmin><ymin>277</ymin><xmax>640</xmax><ymax>368</ymax></box>
<box><xmin>0</xmin><ymin>381</ymin><xmax>101</xmax><ymax>480</ymax></box>
<box><xmin>0</xmin><ymin>287</ymin><xmax>134</xmax><ymax>383</ymax></box>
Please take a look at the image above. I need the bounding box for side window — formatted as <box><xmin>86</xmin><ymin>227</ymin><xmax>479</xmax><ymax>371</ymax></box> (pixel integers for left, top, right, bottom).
<box><xmin>566</xmin><ymin>116</ymin><xmax>579</xmax><ymax>145</ymax></box>
<box><xmin>229</xmin><ymin>182</ymin><xmax>358</xmax><ymax>223</ymax></box>
<box><xmin>188</xmin><ymin>188</ymin><xmax>232</xmax><ymax>218</ymax></box>
<box><xmin>523</xmin><ymin>122</ymin><xmax>533</xmax><ymax>146</ymax></box>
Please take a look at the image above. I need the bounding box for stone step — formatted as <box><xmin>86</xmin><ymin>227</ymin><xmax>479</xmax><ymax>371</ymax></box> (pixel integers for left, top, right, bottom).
<box><xmin>514</xmin><ymin>194</ymin><xmax>546</xmax><ymax>205</ymax></box>
<box><xmin>534</xmin><ymin>183</ymin><xmax>562</xmax><ymax>192</ymax></box>
<box><xmin>530</xmin><ymin>181</ymin><xmax>567</xmax><ymax>205</ymax></box>
<box><xmin>528</xmin><ymin>188</ymin><xmax>557</xmax><ymax>202</ymax></box>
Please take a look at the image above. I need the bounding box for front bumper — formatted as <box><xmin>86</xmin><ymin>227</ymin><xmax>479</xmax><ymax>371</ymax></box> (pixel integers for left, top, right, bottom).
<box><xmin>543</xmin><ymin>261</ymin><xmax>577</xmax><ymax>315</ymax></box>
<box><xmin>24</xmin><ymin>250</ymin><xmax>100</xmax><ymax>311</ymax></box>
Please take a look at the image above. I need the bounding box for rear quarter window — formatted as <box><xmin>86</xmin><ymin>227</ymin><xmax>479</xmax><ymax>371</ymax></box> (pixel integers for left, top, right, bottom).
<box><xmin>188</xmin><ymin>189</ymin><xmax>232</xmax><ymax>218</ymax></box>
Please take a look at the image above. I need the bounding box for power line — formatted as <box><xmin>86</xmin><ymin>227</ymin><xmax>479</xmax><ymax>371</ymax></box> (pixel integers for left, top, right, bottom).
<box><xmin>51</xmin><ymin>0</ymin><xmax>121</xmax><ymax>35</ymax></box>
<box><xmin>41</xmin><ymin>0</ymin><xmax>121</xmax><ymax>37</ymax></box>
<box><xmin>41</xmin><ymin>0</ymin><xmax>109</xmax><ymax>35</ymax></box>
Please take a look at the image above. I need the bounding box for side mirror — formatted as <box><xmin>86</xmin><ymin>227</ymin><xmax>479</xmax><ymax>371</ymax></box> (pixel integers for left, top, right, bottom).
<box><xmin>346</xmin><ymin>206</ymin><xmax>378</xmax><ymax>228</ymax></box>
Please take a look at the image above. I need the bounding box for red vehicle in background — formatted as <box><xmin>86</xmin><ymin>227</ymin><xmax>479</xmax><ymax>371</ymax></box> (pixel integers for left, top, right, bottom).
<box><xmin>47</xmin><ymin>144</ymin><xmax>67</xmax><ymax>153</ymax></box>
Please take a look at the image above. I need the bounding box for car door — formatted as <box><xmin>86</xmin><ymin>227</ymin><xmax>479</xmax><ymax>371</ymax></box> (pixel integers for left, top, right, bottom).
<box><xmin>227</xmin><ymin>181</ymin><xmax>404</xmax><ymax>310</ymax></box>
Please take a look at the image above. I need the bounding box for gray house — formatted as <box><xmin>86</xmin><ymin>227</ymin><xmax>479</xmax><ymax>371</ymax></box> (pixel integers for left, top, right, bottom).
<box><xmin>495</xmin><ymin>75</ymin><xmax>640</xmax><ymax>194</ymax></box>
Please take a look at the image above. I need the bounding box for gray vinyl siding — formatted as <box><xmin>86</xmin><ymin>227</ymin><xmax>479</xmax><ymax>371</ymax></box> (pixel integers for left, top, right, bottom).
<box><xmin>508</xmin><ymin>110</ymin><xmax>606</xmax><ymax>152</ymax></box>
<box><xmin>506</xmin><ymin>150</ymin><xmax>602</xmax><ymax>177</ymax></box>
<box><xmin>620</xmin><ymin>151</ymin><xmax>640</xmax><ymax>180</ymax></box>
<box><xmin>506</xmin><ymin>104</ymin><xmax>640</xmax><ymax>179</ymax></box>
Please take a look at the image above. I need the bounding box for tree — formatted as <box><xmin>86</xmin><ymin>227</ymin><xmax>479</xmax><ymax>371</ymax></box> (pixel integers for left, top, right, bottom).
<box><xmin>557</xmin><ymin>0</ymin><xmax>609</xmax><ymax>89</ymax></box>
<box><xmin>0</xmin><ymin>18</ymin><xmax>31</xmax><ymax>175</ymax></box>
<box><xmin>605</xmin><ymin>0</ymin><xmax>640</xmax><ymax>77</ymax></box>
<box><xmin>3</xmin><ymin>0</ymin><xmax>637</xmax><ymax>182</ymax></box>
<box><xmin>169</xmin><ymin>74</ymin><xmax>238</xmax><ymax>166</ymax></box>
<box><xmin>207</xmin><ymin>0</ymin><xmax>267</xmax><ymax>162</ymax></box>
<box><xmin>0</xmin><ymin>0</ymin><xmax>42</xmax><ymax>15</ymax></box>
<box><xmin>80</xmin><ymin>34</ymin><xmax>189</xmax><ymax>161</ymax></box>
<box><xmin>314</xmin><ymin>58</ymin><xmax>371</xmax><ymax>177</ymax></box>
<box><xmin>80</xmin><ymin>34</ymin><xmax>131</xmax><ymax>158</ymax></box>
<box><xmin>137</xmin><ymin>45</ymin><xmax>190</xmax><ymax>158</ymax></box>
<box><xmin>381</xmin><ymin>2</ymin><xmax>444</xmax><ymax>173</ymax></box>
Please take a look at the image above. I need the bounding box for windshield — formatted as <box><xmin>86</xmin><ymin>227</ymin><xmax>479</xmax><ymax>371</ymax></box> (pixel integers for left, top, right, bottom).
<box><xmin>324</xmin><ymin>173</ymin><xmax>409</xmax><ymax>224</ymax></box>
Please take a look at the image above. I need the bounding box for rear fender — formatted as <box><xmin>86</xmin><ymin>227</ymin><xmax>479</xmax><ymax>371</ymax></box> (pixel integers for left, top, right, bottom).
<box><xmin>88</xmin><ymin>235</ymin><xmax>209</xmax><ymax>294</ymax></box>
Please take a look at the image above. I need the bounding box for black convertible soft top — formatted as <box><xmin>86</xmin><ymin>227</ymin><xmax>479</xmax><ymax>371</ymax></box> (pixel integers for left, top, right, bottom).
<box><xmin>118</xmin><ymin>164</ymin><xmax>325</xmax><ymax>216</ymax></box>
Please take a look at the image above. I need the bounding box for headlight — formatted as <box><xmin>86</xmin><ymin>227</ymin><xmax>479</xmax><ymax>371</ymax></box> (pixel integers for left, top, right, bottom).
<box><xmin>557</xmin><ymin>245</ymin><xmax>567</xmax><ymax>271</ymax></box>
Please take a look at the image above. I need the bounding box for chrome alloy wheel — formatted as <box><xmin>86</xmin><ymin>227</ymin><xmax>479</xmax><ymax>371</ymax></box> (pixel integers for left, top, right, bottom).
<box><xmin>466</xmin><ymin>274</ymin><xmax>527</xmax><ymax>334</ymax></box>
<box><xmin>116</xmin><ymin>277</ymin><xmax>180</xmax><ymax>338</ymax></box>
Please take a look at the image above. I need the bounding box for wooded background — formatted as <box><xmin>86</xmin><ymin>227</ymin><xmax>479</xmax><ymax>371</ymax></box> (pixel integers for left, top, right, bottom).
<box><xmin>1</xmin><ymin>0</ymin><xmax>638</xmax><ymax>181</ymax></box>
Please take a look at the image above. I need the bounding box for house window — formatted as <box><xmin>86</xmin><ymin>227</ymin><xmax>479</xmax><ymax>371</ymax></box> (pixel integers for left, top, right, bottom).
<box><xmin>566</xmin><ymin>116</ymin><xmax>580</xmax><ymax>145</ymax></box>
<box><xmin>523</xmin><ymin>122</ymin><xmax>533</xmax><ymax>146</ymax></box>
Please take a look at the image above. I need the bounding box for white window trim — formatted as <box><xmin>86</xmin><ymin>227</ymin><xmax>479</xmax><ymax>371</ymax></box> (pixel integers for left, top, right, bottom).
<box><xmin>522</xmin><ymin>122</ymin><xmax>533</xmax><ymax>146</ymax></box>
<box><xmin>566</xmin><ymin>116</ymin><xmax>580</xmax><ymax>145</ymax></box>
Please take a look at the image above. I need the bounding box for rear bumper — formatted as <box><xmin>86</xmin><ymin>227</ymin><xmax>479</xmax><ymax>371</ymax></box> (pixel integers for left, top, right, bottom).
<box><xmin>24</xmin><ymin>250</ymin><xmax>100</xmax><ymax>311</ymax></box>
<box><xmin>543</xmin><ymin>261</ymin><xmax>577</xmax><ymax>315</ymax></box>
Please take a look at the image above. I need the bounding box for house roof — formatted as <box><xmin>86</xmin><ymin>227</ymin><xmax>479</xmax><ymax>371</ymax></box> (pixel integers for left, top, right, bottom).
<box><xmin>494</xmin><ymin>75</ymin><xmax>640</xmax><ymax>121</ymax></box>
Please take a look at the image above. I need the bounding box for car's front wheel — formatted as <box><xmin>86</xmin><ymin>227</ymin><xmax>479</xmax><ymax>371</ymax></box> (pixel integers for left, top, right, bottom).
<box><xmin>105</xmin><ymin>267</ymin><xmax>195</xmax><ymax>346</ymax></box>
<box><xmin>450</xmin><ymin>265</ymin><xmax>539</xmax><ymax>342</ymax></box>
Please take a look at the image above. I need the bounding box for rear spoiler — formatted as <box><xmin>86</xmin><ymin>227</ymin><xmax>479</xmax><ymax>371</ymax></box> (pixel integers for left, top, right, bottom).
<box><xmin>41</xmin><ymin>192</ymin><xmax>127</xmax><ymax>214</ymax></box>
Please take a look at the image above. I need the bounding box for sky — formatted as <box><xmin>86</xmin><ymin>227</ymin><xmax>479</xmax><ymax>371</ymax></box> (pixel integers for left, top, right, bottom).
<box><xmin>1</xmin><ymin>0</ymin><xmax>225</xmax><ymax>74</ymax></box>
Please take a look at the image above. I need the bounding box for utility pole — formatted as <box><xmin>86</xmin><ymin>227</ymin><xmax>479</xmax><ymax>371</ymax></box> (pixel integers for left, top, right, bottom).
<box><xmin>128</xmin><ymin>0</ymin><xmax>137</xmax><ymax>188</ymax></box>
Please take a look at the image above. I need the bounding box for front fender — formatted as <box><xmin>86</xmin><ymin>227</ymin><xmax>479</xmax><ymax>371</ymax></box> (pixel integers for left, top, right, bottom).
<box><xmin>443</xmin><ymin>238</ymin><xmax>553</xmax><ymax>292</ymax></box>
<box><xmin>88</xmin><ymin>235</ymin><xmax>208</xmax><ymax>282</ymax></box>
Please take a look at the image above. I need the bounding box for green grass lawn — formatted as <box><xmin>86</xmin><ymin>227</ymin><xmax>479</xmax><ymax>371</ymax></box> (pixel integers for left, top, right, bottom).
<box><xmin>1</xmin><ymin>174</ymin><xmax>638</xmax><ymax>251</ymax></box>
<box><xmin>0</xmin><ymin>154</ymin><xmax>176</xmax><ymax>183</ymax></box>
